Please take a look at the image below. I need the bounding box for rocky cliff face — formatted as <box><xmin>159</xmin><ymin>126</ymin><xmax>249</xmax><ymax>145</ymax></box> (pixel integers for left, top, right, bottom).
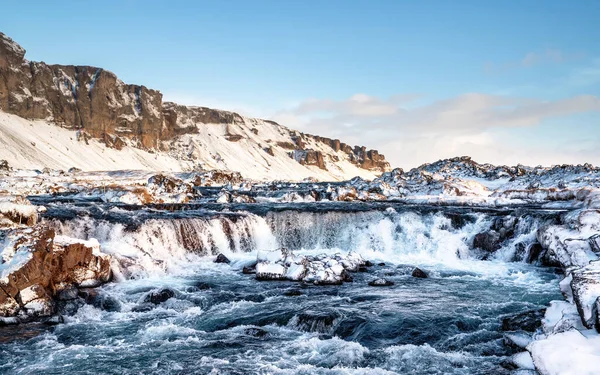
<box><xmin>0</xmin><ymin>32</ymin><xmax>389</xmax><ymax>175</ymax></box>
<box><xmin>0</xmin><ymin>227</ymin><xmax>111</xmax><ymax>321</ymax></box>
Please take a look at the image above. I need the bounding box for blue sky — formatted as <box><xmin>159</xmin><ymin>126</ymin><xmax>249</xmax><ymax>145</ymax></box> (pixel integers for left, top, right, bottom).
<box><xmin>3</xmin><ymin>0</ymin><xmax>600</xmax><ymax>168</ymax></box>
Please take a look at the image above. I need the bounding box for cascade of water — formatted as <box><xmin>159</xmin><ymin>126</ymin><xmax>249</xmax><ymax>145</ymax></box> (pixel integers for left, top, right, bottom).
<box><xmin>47</xmin><ymin>208</ymin><xmax>556</xmax><ymax>277</ymax></box>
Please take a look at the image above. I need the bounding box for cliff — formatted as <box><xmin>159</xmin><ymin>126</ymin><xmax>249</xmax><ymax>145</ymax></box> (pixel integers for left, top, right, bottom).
<box><xmin>0</xmin><ymin>32</ymin><xmax>390</xmax><ymax>180</ymax></box>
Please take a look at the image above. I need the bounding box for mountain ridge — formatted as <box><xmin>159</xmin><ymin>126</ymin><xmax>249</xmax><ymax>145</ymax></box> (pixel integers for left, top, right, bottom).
<box><xmin>0</xmin><ymin>32</ymin><xmax>389</xmax><ymax>180</ymax></box>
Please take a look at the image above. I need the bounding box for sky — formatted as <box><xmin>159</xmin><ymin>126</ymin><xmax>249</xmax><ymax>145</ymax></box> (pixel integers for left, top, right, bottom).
<box><xmin>2</xmin><ymin>0</ymin><xmax>600</xmax><ymax>169</ymax></box>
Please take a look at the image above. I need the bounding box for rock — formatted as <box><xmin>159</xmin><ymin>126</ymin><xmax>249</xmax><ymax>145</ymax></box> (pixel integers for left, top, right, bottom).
<box><xmin>501</xmin><ymin>309</ymin><xmax>545</xmax><ymax>332</ymax></box>
<box><xmin>411</xmin><ymin>267</ymin><xmax>428</xmax><ymax>278</ymax></box>
<box><xmin>193</xmin><ymin>282</ymin><xmax>212</xmax><ymax>290</ymax></box>
<box><xmin>368</xmin><ymin>278</ymin><xmax>395</xmax><ymax>287</ymax></box>
<box><xmin>57</xmin><ymin>286</ymin><xmax>79</xmax><ymax>301</ymax></box>
<box><xmin>0</xmin><ymin>227</ymin><xmax>111</xmax><ymax>320</ymax></box>
<box><xmin>143</xmin><ymin>288</ymin><xmax>176</xmax><ymax>305</ymax></box>
<box><xmin>242</xmin><ymin>266</ymin><xmax>256</xmax><ymax>274</ymax></box>
<box><xmin>68</xmin><ymin>167</ymin><xmax>82</xmax><ymax>174</ymax></box>
<box><xmin>378</xmin><ymin>262</ymin><xmax>386</xmax><ymax>266</ymax></box>
<box><xmin>571</xmin><ymin>263</ymin><xmax>600</xmax><ymax>328</ymax></box>
<box><xmin>215</xmin><ymin>253</ymin><xmax>231</xmax><ymax>264</ymax></box>
<box><xmin>255</xmin><ymin>262</ymin><xmax>287</xmax><ymax>281</ymax></box>
<box><xmin>0</xmin><ymin>195</ymin><xmax>38</xmax><ymax>228</ymax></box>
<box><xmin>294</xmin><ymin>310</ymin><xmax>340</xmax><ymax>333</ymax></box>
<box><xmin>252</xmin><ymin>249</ymin><xmax>366</xmax><ymax>285</ymax></box>
<box><xmin>596</xmin><ymin>297</ymin><xmax>600</xmax><ymax>333</ymax></box>
<box><xmin>473</xmin><ymin>231</ymin><xmax>502</xmax><ymax>253</ymax></box>
<box><xmin>0</xmin><ymin>160</ymin><xmax>11</xmax><ymax>172</ymax></box>
<box><xmin>342</xmin><ymin>271</ymin><xmax>354</xmax><ymax>282</ymax></box>
<box><xmin>146</xmin><ymin>174</ymin><xmax>193</xmax><ymax>200</ymax></box>
<box><xmin>284</xmin><ymin>289</ymin><xmax>304</xmax><ymax>296</ymax></box>
<box><xmin>42</xmin><ymin>314</ymin><xmax>64</xmax><ymax>326</ymax></box>
<box><xmin>525</xmin><ymin>242</ymin><xmax>544</xmax><ymax>263</ymax></box>
<box><xmin>79</xmin><ymin>289</ymin><xmax>121</xmax><ymax>312</ymax></box>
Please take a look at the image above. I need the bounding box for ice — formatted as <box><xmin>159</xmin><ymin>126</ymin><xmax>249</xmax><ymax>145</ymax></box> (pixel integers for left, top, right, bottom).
<box><xmin>511</xmin><ymin>351</ymin><xmax>535</xmax><ymax>370</ymax></box>
<box><xmin>528</xmin><ymin>330</ymin><xmax>600</xmax><ymax>375</ymax></box>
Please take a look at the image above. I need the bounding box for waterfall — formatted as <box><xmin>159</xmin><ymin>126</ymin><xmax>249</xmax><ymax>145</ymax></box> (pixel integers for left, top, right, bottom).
<box><xmin>46</xmin><ymin>208</ymin><xmax>558</xmax><ymax>278</ymax></box>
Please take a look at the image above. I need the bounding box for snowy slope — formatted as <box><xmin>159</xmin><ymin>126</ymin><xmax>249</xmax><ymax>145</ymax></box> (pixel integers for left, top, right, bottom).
<box><xmin>0</xmin><ymin>110</ymin><xmax>380</xmax><ymax>181</ymax></box>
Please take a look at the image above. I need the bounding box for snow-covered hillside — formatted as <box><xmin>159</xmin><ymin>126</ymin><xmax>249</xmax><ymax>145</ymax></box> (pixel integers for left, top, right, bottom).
<box><xmin>0</xmin><ymin>31</ymin><xmax>390</xmax><ymax>182</ymax></box>
<box><xmin>0</xmin><ymin>110</ymin><xmax>384</xmax><ymax>181</ymax></box>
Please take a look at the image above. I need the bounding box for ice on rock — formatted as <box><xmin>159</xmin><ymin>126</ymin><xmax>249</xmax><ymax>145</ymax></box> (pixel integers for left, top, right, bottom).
<box><xmin>252</xmin><ymin>249</ymin><xmax>366</xmax><ymax>284</ymax></box>
<box><xmin>255</xmin><ymin>262</ymin><xmax>286</xmax><ymax>280</ymax></box>
<box><xmin>528</xmin><ymin>330</ymin><xmax>600</xmax><ymax>375</ymax></box>
<box><xmin>510</xmin><ymin>352</ymin><xmax>536</xmax><ymax>370</ymax></box>
<box><xmin>571</xmin><ymin>261</ymin><xmax>600</xmax><ymax>328</ymax></box>
<box><xmin>559</xmin><ymin>274</ymin><xmax>574</xmax><ymax>303</ymax></box>
<box><xmin>541</xmin><ymin>300</ymin><xmax>585</xmax><ymax>334</ymax></box>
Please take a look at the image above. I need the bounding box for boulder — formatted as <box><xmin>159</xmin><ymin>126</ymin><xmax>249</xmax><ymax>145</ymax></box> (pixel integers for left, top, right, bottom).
<box><xmin>571</xmin><ymin>262</ymin><xmax>600</xmax><ymax>328</ymax></box>
<box><xmin>215</xmin><ymin>253</ymin><xmax>231</xmax><ymax>264</ymax></box>
<box><xmin>473</xmin><ymin>231</ymin><xmax>502</xmax><ymax>253</ymax></box>
<box><xmin>0</xmin><ymin>227</ymin><xmax>111</xmax><ymax>320</ymax></box>
<box><xmin>501</xmin><ymin>309</ymin><xmax>545</xmax><ymax>332</ymax></box>
<box><xmin>294</xmin><ymin>310</ymin><xmax>340</xmax><ymax>333</ymax></box>
<box><xmin>143</xmin><ymin>288</ymin><xmax>176</xmax><ymax>305</ymax></box>
<box><xmin>252</xmin><ymin>249</ymin><xmax>367</xmax><ymax>285</ymax></box>
<box><xmin>411</xmin><ymin>267</ymin><xmax>428</xmax><ymax>278</ymax></box>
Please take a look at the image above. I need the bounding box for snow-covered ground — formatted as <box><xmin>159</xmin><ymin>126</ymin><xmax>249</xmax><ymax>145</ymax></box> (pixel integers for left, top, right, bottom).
<box><xmin>0</xmin><ymin>110</ymin><xmax>380</xmax><ymax>181</ymax></box>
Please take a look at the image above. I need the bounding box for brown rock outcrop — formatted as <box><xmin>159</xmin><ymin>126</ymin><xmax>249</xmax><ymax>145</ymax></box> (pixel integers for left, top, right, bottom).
<box><xmin>0</xmin><ymin>227</ymin><xmax>111</xmax><ymax>320</ymax></box>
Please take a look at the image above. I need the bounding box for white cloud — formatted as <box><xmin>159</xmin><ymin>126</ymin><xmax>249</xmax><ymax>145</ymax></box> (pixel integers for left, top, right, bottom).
<box><xmin>271</xmin><ymin>93</ymin><xmax>600</xmax><ymax>169</ymax></box>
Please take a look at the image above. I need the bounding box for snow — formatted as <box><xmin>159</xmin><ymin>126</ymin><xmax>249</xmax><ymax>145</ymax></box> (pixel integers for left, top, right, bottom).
<box><xmin>54</xmin><ymin>235</ymin><xmax>103</xmax><ymax>256</ymax></box>
<box><xmin>511</xmin><ymin>352</ymin><xmax>535</xmax><ymax>370</ymax></box>
<box><xmin>0</xmin><ymin>110</ymin><xmax>381</xmax><ymax>182</ymax></box>
<box><xmin>528</xmin><ymin>330</ymin><xmax>600</xmax><ymax>375</ymax></box>
<box><xmin>18</xmin><ymin>285</ymin><xmax>45</xmax><ymax>305</ymax></box>
<box><xmin>505</xmin><ymin>333</ymin><xmax>533</xmax><ymax>349</ymax></box>
<box><xmin>0</xmin><ymin>239</ymin><xmax>33</xmax><ymax>284</ymax></box>
<box><xmin>255</xmin><ymin>262</ymin><xmax>286</xmax><ymax>280</ymax></box>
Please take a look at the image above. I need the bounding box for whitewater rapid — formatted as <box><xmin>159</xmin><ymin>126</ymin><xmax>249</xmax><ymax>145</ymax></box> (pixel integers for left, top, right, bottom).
<box><xmin>0</xmin><ymin>204</ymin><xmax>564</xmax><ymax>374</ymax></box>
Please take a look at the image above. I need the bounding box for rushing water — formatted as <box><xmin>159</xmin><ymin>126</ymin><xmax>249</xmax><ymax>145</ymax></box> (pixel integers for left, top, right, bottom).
<box><xmin>0</xmin><ymin>203</ymin><xmax>563</xmax><ymax>374</ymax></box>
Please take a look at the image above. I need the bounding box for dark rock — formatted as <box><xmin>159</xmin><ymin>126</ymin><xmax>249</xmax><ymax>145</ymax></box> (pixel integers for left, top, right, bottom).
<box><xmin>473</xmin><ymin>231</ymin><xmax>502</xmax><ymax>253</ymax></box>
<box><xmin>56</xmin><ymin>299</ymin><xmax>84</xmax><ymax>316</ymax></box>
<box><xmin>501</xmin><ymin>309</ymin><xmax>545</xmax><ymax>332</ymax></box>
<box><xmin>284</xmin><ymin>289</ymin><xmax>304</xmax><ymax>296</ymax></box>
<box><xmin>0</xmin><ymin>160</ymin><xmax>11</xmax><ymax>172</ymax></box>
<box><xmin>68</xmin><ymin>167</ymin><xmax>82</xmax><ymax>174</ymax></box>
<box><xmin>342</xmin><ymin>271</ymin><xmax>354</xmax><ymax>283</ymax></box>
<box><xmin>368</xmin><ymin>278</ymin><xmax>395</xmax><ymax>287</ymax></box>
<box><xmin>242</xmin><ymin>266</ymin><xmax>256</xmax><ymax>275</ymax></box>
<box><xmin>144</xmin><ymin>288</ymin><xmax>176</xmax><ymax>305</ymax></box>
<box><xmin>378</xmin><ymin>262</ymin><xmax>386</xmax><ymax>266</ymax></box>
<box><xmin>295</xmin><ymin>310</ymin><xmax>340</xmax><ymax>333</ymax></box>
<box><xmin>215</xmin><ymin>253</ymin><xmax>231</xmax><ymax>264</ymax></box>
<box><xmin>526</xmin><ymin>243</ymin><xmax>544</xmax><ymax>263</ymax></box>
<box><xmin>411</xmin><ymin>267</ymin><xmax>428</xmax><ymax>278</ymax></box>
<box><xmin>364</xmin><ymin>260</ymin><xmax>374</xmax><ymax>267</ymax></box>
<box><xmin>131</xmin><ymin>303</ymin><xmax>155</xmax><ymax>313</ymax></box>
<box><xmin>193</xmin><ymin>282</ymin><xmax>212</xmax><ymax>290</ymax></box>
<box><xmin>42</xmin><ymin>315</ymin><xmax>64</xmax><ymax>326</ymax></box>
<box><xmin>358</xmin><ymin>266</ymin><xmax>369</xmax><ymax>273</ymax></box>
<box><xmin>57</xmin><ymin>286</ymin><xmax>79</xmax><ymax>300</ymax></box>
<box><xmin>80</xmin><ymin>290</ymin><xmax>121</xmax><ymax>312</ymax></box>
